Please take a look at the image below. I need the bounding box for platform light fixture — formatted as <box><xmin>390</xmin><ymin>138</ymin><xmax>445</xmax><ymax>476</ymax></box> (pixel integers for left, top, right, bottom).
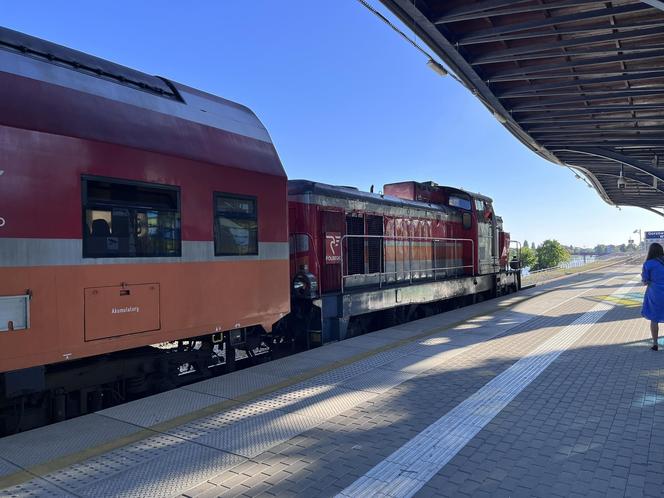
<box><xmin>427</xmin><ymin>59</ymin><xmax>448</xmax><ymax>77</ymax></box>
<box><xmin>356</xmin><ymin>0</ymin><xmax>516</xmax><ymax>132</ymax></box>
<box><xmin>633</xmin><ymin>229</ymin><xmax>642</xmax><ymax>246</ymax></box>
<box><xmin>617</xmin><ymin>165</ymin><xmax>626</xmax><ymax>190</ymax></box>
<box><xmin>356</xmin><ymin>0</ymin><xmax>455</xmax><ymax>82</ymax></box>
<box><xmin>492</xmin><ymin>111</ymin><xmax>507</xmax><ymax>124</ymax></box>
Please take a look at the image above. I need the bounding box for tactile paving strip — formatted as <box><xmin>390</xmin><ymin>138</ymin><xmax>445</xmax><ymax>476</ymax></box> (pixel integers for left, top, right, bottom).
<box><xmin>249</xmin><ymin>356</ymin><xmax>329</xmax><ymax>380</ymax></box>
<box><xmin>300</xmin><ymin>362</ymin><xmax>377</xmax><ymax>386</ymax></box>
<box><xmin>184</xmin><ymin>370</ymin><xmax>280</xmax><ymax>400</ymax></box>
<box><xmin>186</xmin><ymin>411</ymin><xmax>319</xmax><ymax>458</ymax></box>
<box><xmin>378</xmin><ymin>353</ymin><xmax>448</xmax><ymax>375</ymax></box>
<box><xmin>252</xmin><ymin>383</ymin><xmax>378</xmax><ymax>421</ymax></box>
<box><xmin>342</xmin><ymin>348</ymin><xmax>410</xmax><ymax>370</ymax></box>
<box><xmin>401</xmin><ymin>339</ymin><xmax>457</xmax><ymax>358</ymax></box>
<box><xmin>41</xmin><ymin>433</ymin><xmax>189</xmax><ymax>490</ymax></box>
<box><xmin>1</xmin><ymin>477</ymin><xmax>75</xmax><ymax>498</ymax></box>
<box><xmin>340</xmin><ymin>334</ymin><xmax>401</xmax><ymax>350</ymax></box>
<box><xmin>341</xmin><ymin>368</ymin><xmax>416</xmax><ymax>394</ymax></box>
<box><xmin>0</xmin><ymin>414</ymin><xmax>141</xmax><ymax>468</ymax></box>
<box><xmin>167</xmin><ymin>403</ymin><xmax>273</xmax><ymax>441</ymax></box>
<box><xmin>366</xmin><ymin>326</ymin><xmax>428</xmax><ymax>340</ymax></box>
<box><xmin>300</xmin><ymin>344</ymin><xmax>366</xmax><ymax>362</ymax></box>
<box><xmin>387</xmin><ymin>314</ymin><xmax>461</xmax><ymax>333</ymax></box>
<box><xmin>66</xmin><ymin>441</ymin><xmax>242</xmax><ymax>498</ymax></box>
<box><xmin>98</xmin><ymin>389</ymin><xmax>223</xmax><ymax>427</ymax></box>
<box><xmin>305</xmin><ymin>349</ymin><xmax>405</xmax><ymax>386</ymax></box>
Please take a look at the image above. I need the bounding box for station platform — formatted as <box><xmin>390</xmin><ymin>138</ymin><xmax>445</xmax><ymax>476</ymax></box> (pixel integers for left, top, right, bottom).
<box><xmin>1</xmin><ymin>262</ymin><xmax>660</xmax><ymax>498</ymax></box>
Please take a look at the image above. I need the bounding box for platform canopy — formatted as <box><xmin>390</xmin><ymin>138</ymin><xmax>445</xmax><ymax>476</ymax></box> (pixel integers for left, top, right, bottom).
<box><xmin>379</xmin><ymin>0</ymin><xmax>664</xmax><ymax>215</ymax></box>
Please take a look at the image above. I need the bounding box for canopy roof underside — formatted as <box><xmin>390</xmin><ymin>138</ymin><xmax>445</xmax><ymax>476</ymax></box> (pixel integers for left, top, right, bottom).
<box><xmin>380</xmin><ymin>0</ymin><xmax>664</xmax><ymax>215</ymax></box>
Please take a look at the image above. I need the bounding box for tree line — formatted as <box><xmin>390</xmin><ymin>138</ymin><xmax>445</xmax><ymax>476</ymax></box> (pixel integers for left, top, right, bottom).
<box><xmin>518</xmin><ymin>239</ymin><xmax>640</xmax><ymax>271</ymax></box>
<box><xmin>565</xmin><ymin>243</ymin><xmax>639</xmax><ymax>254</ymax></box>
<box><xmin>519</xmin><ymin>239</ymin><xmax>570</xmax><ymax>271</ymax></box>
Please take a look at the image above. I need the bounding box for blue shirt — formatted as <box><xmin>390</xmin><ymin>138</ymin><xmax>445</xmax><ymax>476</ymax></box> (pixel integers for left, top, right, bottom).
<box><xmin>642</xmin><ymin>258</ymin><xmax>664</xmax><ymax>322</ymax></box>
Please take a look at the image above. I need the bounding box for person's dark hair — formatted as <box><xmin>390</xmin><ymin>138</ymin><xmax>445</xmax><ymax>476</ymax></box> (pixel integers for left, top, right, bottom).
<box><xmin>647</xmin><ymin>242</ymin><xmax>664</xmax><ymax>261</ymax></box>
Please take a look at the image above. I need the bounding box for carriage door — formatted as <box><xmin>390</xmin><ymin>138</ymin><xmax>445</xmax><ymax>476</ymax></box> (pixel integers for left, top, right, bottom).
<box><xmin>475</xmin><ymin>199</ymin><xmax>494</xmax><ymax>274</ymax></box>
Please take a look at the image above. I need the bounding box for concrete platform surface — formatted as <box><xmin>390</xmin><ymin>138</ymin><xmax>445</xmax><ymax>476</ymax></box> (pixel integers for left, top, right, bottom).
<box><xmin>1</xmin><ymin>263</ymin><xmax>660</xmax><ymax>497</ymax></box>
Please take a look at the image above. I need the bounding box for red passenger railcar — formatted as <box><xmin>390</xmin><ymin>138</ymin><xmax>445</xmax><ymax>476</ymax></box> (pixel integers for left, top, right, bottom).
<box><xmin>287</xmin><ymin>180</ymin><xmax>519</xmax><ymax>341</ymax></box>
<box><xmin>0</xmin><ymin>28</ymin><xmax>289</xmax><ymax>430</ymax></box>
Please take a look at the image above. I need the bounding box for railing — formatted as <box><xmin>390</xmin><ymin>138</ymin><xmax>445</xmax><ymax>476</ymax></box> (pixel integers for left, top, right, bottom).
<box><xmin>507</xmin><ymin>240</ymin><xmax>522</xmax><ymax>271</ymax></box>
<box><xmin>339</xmin><ymin>235</ymin><xmax>474</xmax><ymax>293</ymax></box>
<box><xmin>508</xmin><ymin>240</ymin><xmax>522</xmax><ymax>258</ymax></box>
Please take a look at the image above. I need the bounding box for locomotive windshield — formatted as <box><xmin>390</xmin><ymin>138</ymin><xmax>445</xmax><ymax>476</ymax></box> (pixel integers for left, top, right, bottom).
<box><xmin>448</xmin><ymin>195</ymin><xmax>472</xmax><ymax>210</ymax></box>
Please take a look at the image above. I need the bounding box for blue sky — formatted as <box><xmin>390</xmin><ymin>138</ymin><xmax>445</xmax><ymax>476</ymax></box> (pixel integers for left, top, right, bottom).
<box><xmin>3</xmin><ymin>0</ymin><xmax>661</xmax><ymax>247</ymax></box>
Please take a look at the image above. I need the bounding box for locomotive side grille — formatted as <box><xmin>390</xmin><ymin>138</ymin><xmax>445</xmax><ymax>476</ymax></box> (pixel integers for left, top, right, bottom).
<box><xmin>346</xmin><ymin>215</ymin><xmax>365</xmax><ymax>276</ymax></box>
<box><xmin>366</xmin><ymin>215</ymin><xmax>384</xmax><ymax>275</ymax></box>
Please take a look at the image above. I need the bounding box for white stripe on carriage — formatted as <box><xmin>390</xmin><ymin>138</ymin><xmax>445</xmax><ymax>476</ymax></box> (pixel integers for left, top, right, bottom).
<box><xmin>0</xmin><ymin>239</ymin><xmax>288</xmax><ymax>267</ymax></box>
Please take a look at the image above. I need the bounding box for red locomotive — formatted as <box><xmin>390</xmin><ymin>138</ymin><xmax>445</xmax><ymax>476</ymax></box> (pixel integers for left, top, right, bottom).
<box><xmin>0</xmin><ymin>28</ymin><xmax>519</xmax><ymax>433</ymax></box>
<box><xmin>286</xmin><ymin>180</ymin><xmax>519</xmax><ymax>343</ymax></box>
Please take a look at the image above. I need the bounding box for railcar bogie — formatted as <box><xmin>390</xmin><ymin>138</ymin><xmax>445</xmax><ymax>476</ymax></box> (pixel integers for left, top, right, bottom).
<box><xmin>0</xmin><ymin>330</ymin><xmax>278</xmax><ymax>434</ymax></box>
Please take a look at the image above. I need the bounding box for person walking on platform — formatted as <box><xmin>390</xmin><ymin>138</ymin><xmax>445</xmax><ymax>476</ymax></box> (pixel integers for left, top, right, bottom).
<box><xmin>641</xmin><ymin>242</ymin><xmax>664</xmax><ymax>351</ymax></box>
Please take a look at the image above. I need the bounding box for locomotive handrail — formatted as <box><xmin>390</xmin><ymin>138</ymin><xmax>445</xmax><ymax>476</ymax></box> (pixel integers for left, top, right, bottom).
<box><xmin>339</xmin><ymin>235</ymin><xmax>475</xmax><ymax>293</ymax></box>
<box><xmin>508</xmin><ymin>240</ymin><xmax>522</xmax><ymax>271</ymax></box>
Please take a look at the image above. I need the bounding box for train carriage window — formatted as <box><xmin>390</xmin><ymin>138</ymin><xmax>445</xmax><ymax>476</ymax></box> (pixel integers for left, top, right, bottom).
<box><xmin>213</xmin><ymin>193</ymin><xmax>258</xmax><ymax>256</ymax></box>
<box><xmin>82</xmin><ymin>177</ymin><xmax>181</xmax><ymax>258</ymax></box>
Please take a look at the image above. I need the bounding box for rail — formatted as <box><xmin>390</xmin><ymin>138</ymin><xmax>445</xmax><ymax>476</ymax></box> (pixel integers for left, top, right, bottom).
<box><xmin>339</xmin><ymin>234</ymin><xmax>474</xmax><ymax>293</ymax></box>
<box><xmin>520</xmin><ymin>253</ymin><xmax>637</xmax><ymax>286</ymax></box>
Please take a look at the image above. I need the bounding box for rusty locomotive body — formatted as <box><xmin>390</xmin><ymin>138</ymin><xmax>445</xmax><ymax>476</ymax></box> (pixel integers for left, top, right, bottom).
<box><xmin>0</xmin><ymin>28</ymin><xmax>519</xmax><ymax>434</ymax></box>
<box><xmin>287</xmin><ymin>180</ymin><xmax>519</xmax><ymax>343</ymax></box>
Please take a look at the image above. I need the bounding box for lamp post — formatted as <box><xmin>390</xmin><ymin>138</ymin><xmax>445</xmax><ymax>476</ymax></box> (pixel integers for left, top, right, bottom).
<box><xmin>633</xmin><ymin>229</ymin><xmax>642</xmax><ymax>248</ymax></box>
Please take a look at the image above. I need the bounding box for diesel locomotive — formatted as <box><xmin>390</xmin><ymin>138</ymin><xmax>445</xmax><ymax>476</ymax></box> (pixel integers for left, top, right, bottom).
<box><xmin>0</xmin><ymin>28</ymin><xmax>520</xmax><ymax>433</ymax></box>
<box><xmin>286</xmin><ymin>180</ymin><xmax>519</xmax><ymax>344</ymax></box>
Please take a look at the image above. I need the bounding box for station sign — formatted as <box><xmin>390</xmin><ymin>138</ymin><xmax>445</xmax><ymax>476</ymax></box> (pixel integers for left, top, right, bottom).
<box><xmin>645</xmin><ymin>231</ymin><xmax>664</xmax><ymax>246</ymax></box>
